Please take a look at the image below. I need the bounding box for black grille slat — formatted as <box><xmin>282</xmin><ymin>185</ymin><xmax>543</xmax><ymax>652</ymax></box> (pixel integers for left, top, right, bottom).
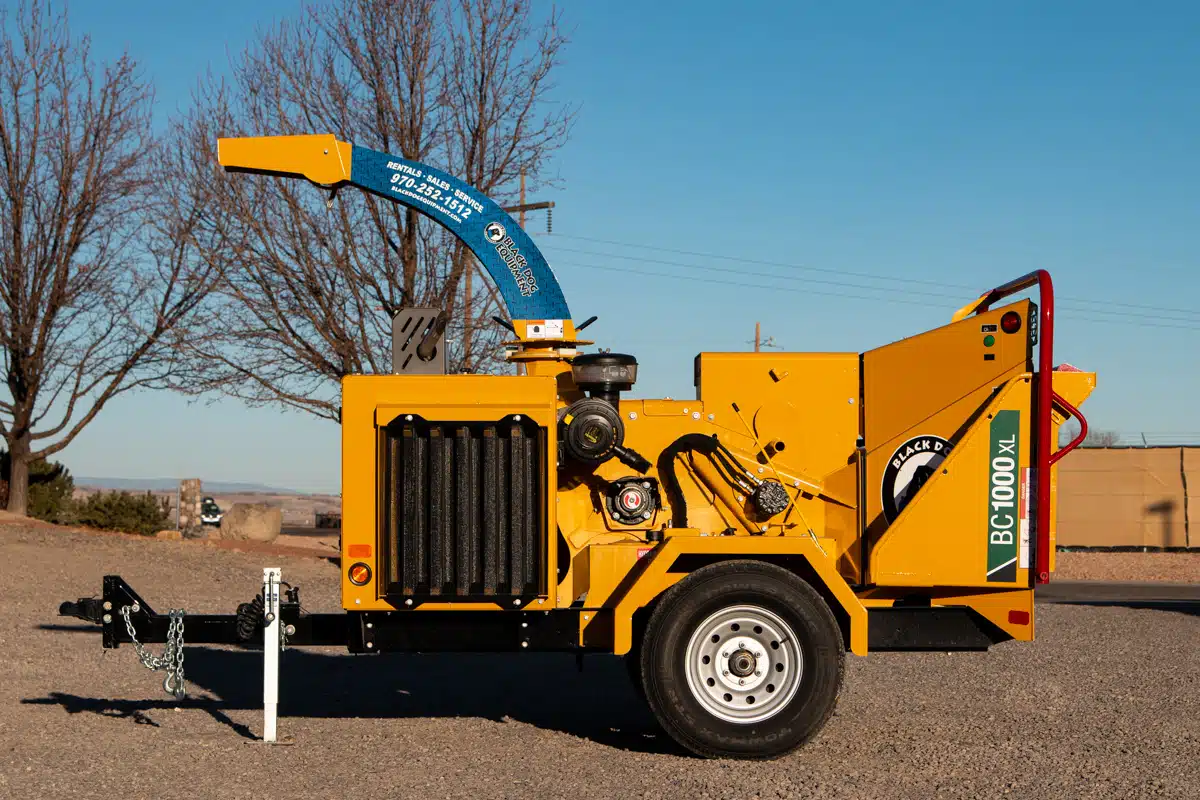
<box><xmin>482</xmin><ymin>427</ymin><xmax>500</xmax><ymax>594</ymax></box>
<box><xmin>510</xmin><ymin>426</ymin><xmax>527</xmax><ymax>592</ymax></box>
<box><xmin>382</xmin><ymin>415</ymin><xmax>544</xmax><ymax>603</ymax></box>
<box><xmin>428</xmin><ymin>428</ymin><xmax>453</xmax><ymax>594</ymax></box>
<box><xmin>454</xmin><ymin>428</ymin><xmax>478</xmax><ymax>594</ymax></box>
<box><xmin>400</xmin><ymin>428</ymin><xmax>426</xmax><ymax>593</ymax></box>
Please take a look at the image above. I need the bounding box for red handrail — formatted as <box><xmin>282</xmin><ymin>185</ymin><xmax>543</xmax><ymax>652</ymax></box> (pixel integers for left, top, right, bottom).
<box><xmin>966</xmin><ymin>270</ymin><xmax>1055</xmax><ymax>584</ymax></box>
<box><xmin>1049</xmin><ymin>392</ymin><xmax>1088</xmax><ymax>467</ymax></box>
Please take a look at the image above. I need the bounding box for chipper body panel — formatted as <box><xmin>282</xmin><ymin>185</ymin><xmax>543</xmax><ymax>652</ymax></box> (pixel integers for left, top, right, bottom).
<box><xmin>58</xmin><ymin>134</ymin><xmax>1096</xmax><ymax>760</ymax></box>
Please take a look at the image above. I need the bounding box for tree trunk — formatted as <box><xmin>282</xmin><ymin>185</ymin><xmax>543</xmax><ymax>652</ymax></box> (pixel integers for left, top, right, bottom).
<box><xmin>6</xmin><ymin>433</ymin><xmax>31</xmax><ymax>516</ymax></box>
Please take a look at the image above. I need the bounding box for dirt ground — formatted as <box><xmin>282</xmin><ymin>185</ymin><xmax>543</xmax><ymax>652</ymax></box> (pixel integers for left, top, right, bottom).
<box><xmin>2</xmin><ymin>523</ymin><xmax>1197</xmax><ymax>799</ymax></box>
<box><xmin>1053</xmin><ymin>550</ymin><xmax>1199</xmax><ymax>583</ymax></box>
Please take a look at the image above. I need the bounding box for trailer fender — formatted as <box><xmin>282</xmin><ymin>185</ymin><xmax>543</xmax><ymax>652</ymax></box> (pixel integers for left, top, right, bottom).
<box><xmin>604</xmin><ymin>536</ymin><xmax>868</xmax><ymax>656</ymax></box>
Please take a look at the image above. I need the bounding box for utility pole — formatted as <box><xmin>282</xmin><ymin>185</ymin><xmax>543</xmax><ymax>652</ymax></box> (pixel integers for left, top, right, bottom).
<box><xmin>749</xmin><ymin>322</ymin><xmax>779</xmax><ymax>352</ymax></box>
<box><xmin>499</xmin><ymin>172</ymin><xmax>556</xmax><ymax>376</ymax></box>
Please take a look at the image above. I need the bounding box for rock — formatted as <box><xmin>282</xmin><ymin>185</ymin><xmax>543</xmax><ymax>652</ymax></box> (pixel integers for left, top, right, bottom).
<box><xmin>181</xmin><ymin>525</ymin><xmax>207</xmax><ymax>540</ymax></box>
<box><xmin>155</xmin><ymin>529</ymin><xmax>182</xmax><ymax>541</ymax></box>
<box><xmin>218</xmin><ymin>503</ymin><xmax>282</xmax><ymax>543</ymax></box>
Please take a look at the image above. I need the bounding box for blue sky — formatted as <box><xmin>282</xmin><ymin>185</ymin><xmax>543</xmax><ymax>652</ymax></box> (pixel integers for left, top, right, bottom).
<box><xmin>55</xmin><ymin>0</ymin><xmax>1199</xmax><ymax>491</ymax></box>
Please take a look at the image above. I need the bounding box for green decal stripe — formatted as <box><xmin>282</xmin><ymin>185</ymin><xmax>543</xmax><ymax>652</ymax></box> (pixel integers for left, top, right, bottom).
<box><xmin>986</xmin><ymin>410</ymin><xmax>1021</xmax><ymax>582</ymax></box>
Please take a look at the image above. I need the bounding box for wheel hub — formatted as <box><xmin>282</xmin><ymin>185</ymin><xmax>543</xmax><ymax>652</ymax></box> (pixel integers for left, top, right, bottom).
<box><xmin>729</xmin><ymin>649</ymin><xmax>756</xmax><ymax>677</ymax></box>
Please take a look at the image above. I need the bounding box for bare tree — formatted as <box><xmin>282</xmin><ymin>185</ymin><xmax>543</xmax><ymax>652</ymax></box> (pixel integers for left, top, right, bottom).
<box><xmin>168</xmin><ymin>0</ymin><xmax>574</xmax><ymax>423</ymax></box>
<box><xmin>0</xmin><ymin>3</ymin><xmax>216</xmax><ymax>514</ymax></box>
<box><xmin>1060</xmin><ymin>422</ymin><xmax>1120</xmax><ymax>448</ymax></box>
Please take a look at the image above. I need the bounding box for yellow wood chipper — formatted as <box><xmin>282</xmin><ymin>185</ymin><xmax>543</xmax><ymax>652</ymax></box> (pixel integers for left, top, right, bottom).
<box><xmin>60</xmin><ymin>134</ymin><xmax>1096</xmax><ymax>759</ymax></box>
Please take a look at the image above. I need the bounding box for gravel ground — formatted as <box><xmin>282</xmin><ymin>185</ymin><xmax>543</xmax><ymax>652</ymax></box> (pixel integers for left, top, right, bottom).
<box><xmin>1053</xmin><ymin>550</ymin><xmax>1199</xmax><ymax>583</ymax></box>
<box><xmin>2</xmin><ymin>524</ymin><xmax>1197</xmax><ymax>800</ymax></box>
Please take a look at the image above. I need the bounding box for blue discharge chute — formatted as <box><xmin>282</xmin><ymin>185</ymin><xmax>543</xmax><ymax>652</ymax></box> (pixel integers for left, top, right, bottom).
<box><xmin>349</xmin><ymin>145</ymin><xmax>570</xmax><ymax>321</ymax></box>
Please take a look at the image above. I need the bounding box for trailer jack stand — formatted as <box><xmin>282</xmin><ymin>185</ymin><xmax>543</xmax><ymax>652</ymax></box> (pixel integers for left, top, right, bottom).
<box><xmin>258</xmin><ymin>567</ymin><xmax>293</xmax><ymax>745</ymax></box>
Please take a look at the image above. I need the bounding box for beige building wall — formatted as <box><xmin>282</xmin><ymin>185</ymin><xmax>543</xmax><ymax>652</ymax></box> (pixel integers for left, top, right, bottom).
<box><xmin>1056</xmin><ymin>447</ymin><xmax>1191</xmax><ymax>548</ymax></box>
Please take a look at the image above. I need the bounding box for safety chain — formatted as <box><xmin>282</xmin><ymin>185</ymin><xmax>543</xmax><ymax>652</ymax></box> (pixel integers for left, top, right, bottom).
<box><xmin>120</xmin><ymin>605</ymin><xmax>186</xmax><ymax>699</ymax></box>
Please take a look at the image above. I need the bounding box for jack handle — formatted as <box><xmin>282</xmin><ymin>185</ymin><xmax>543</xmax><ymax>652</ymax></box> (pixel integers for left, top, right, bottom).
<box><xmin>1049</xmin><ymin>391</ymin><xmax>1088</xmax><ymax>466</ymax></box>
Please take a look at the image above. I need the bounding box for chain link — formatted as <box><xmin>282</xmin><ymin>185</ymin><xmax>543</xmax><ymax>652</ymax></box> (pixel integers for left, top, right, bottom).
<box><xmin>120</xmin><ymin>605</ymin><xmax>186</xmax><ymax>699</ymax></box>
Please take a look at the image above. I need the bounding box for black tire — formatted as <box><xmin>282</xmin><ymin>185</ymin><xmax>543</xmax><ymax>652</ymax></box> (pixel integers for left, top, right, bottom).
<box><xmin>639</xmin><ymin>560</ymin><xmax>844</xmax><ymax>759</ymax></box>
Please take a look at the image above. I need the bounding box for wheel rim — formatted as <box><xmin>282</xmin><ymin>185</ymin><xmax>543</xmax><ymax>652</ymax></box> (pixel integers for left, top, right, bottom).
<box><xmin>683</xmin><ymin>604</ymin><xmax>803</xmax><ymax>724</ymax></box>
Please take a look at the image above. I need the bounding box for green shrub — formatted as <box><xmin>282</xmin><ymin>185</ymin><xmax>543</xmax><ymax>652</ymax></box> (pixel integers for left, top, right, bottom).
<box><xmin>73</xmin><ymin>490</ymin><xmax>172</xmax><ymax>536</ymax></box>
<box><xmin>0</xmin><ymin>449</ymin><xmax>75</xmax><ymax>523</ymax></box>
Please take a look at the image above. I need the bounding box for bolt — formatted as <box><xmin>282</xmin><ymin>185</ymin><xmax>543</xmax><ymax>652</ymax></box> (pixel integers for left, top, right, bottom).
<box><xmin>642</xmin><ymin>481</ymin><xmax>651</xmax><ymax>488</ymax></box>
<box><xmin>721</xmin><ymin>651</ymin><xmax>729</xmax><ymax>658</ymax></box>
<box><xmin>132</xmin><ymin>603</ymin><xmax>141</xmax><ymax>613</ymax></box>
<box><xmin>404</xmin><ymin>598</ymin><xmax>413</xmax><ymax>606</ymax></box>
<box><xmin>521</xmin><ymin>641</ymin><xmax>528</xmax><ymax>648</ymax></box>
<box><xmin>707</xmin><ymin>413</ymin><xmax>714</xmax><ymax>421</ymax></box>
<box><xmin>755</xmin><ymin>669</ymin><xmax>762</xmax><ymax>676</ymax></box>
<box><xmin>366</xmin><ymin>642</ymin><xmax>374</xmax><ymax>649</ymax></box>
<box><xmin>323</xmin><ymin>148</ymin><xmax>329</xmax><ymax>154</ymax></box>
<box><xmin>102</xmin><ymin>614</ymin><xmax>112</xmax><ymax>623</ymax></box>
<box><xmin>583</xmin><ymin>614</ymin><xmax>590</xmax><ymax>620</ymax></box>
<box><xmin>521</xmin><ymin>622</ymin><xmax>528</xmax><ymax>628</ymax></box>
<box><xmin>628</xmin><ymin>411</ymin><xmax>638</xmax><ymax>420</ymax></box>
<box><xmin>739</xmin><ymin>678</ymin><xmax>745</xmax><ymax>685</ymax></box>
<box><xmin>537</xmin><ymin>598</ymin><xmax>544</xmax><ymax>604</ymax></box>
<box><xmin>722</xmin><ymin>670</ymin><xmax>730</xmax><ymax>676</ymax></box>
<box><xmin>405</xmin><ymin>414</ymin><xmax>413</xmax><ymax>421</ymax></box>
<box><xmin>738</xmin><ymin>640</ymin><xmax>746</xmax><ymax>649</ymax></box>
<box><xmin>355</xmin><ymin>599</ymin><xmax>361</xmax><ymax>605</ymax></box>
<box><xmin>692</xmin><ymin>412</ymin><xmax>700</xmax><ymax>420</ymax></box>
<box><xmin>366</xmin><ymin>622</ymin><xmax>373</xmax><ymax>629</ymax></box>
<box><xmin>513</xmin><ymin>598</ymin><xmax>521</xmax><ymax>606</ymax></box>
<box><xmin>683</xmin><ymin>407</ymin><xmax>689</xmax><ymax>414</ymax></box>
<box><xmin>514</xmin><ymin>414</ymin><xmax>521</xmax><ymax>421</ymax></box>
<box><xmin>285</xmin><ymin>625</ymin><xmax>296</xmax><ymax>636</ymax></box>
<box><xmin>102</xmin><ymin>601</ymin><xmax>112</xmax><ymax>611</ymax></box>
<box><xmin>736</xmin><ymin>495</ymin><xmax>745</xmax><ymax>502</ymax></box>
<box><xmin>642</xmin><ymin>511</ymin><xmax>651</xmax><ymax>519</ymax></box>
<box><xmin>757</xmin><ymin>467</ymin><xmax>764</xmax><ymax>474</ymax></box>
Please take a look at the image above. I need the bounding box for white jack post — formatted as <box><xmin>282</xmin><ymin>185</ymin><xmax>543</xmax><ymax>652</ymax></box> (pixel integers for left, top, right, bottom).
<box><xmin>263</xmin><ymin>566</ymin><xmax>281</xmax><ymax>743</ymax></box>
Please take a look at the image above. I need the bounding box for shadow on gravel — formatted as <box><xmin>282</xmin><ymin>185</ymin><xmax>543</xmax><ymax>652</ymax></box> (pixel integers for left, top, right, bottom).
<box><xmin>1047</xmin><ymin>599</ymin><xmax>1199</xmax><ymax>619</ymax></box>
<box><xmin>24</xmin><ymin>647</ymin><xmax>679</xmax><ymax>755</ymax></box>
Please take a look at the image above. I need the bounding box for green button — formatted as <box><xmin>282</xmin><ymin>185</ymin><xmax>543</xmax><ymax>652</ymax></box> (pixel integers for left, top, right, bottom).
<box><xmin>983</xmin><ymin>334</ymin><xmax>996</xmax><ymax>347</ymax></box>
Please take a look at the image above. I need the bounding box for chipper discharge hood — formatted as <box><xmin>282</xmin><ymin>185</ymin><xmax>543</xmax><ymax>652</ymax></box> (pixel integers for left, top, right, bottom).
<box><xmin>60</xmin><ymin>133</ymin><xmax>1095</xmax><ymax>760</ymax></box>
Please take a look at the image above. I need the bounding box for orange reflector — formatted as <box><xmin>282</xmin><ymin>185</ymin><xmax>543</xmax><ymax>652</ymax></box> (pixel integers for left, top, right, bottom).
<box><xmin>348</xmin><ymin>562</ymin><xmax>372</xmax><ymax>586</ymax></box>
<box><xmin>1008</xmin><ymin>609</ymin><xmax>1030</xmax><ymax>625</ymax></box>
<box><xmin>348</xmin><ymin>544</ymin><xmax>372</xmax><ymax>558</ymax></box>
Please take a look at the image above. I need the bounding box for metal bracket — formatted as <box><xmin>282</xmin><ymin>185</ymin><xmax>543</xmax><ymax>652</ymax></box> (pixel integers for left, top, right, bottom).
<box><xmin>392</xmin><ymin>308</ymin><xmax>447</xmax><ymax>374</ymax></box>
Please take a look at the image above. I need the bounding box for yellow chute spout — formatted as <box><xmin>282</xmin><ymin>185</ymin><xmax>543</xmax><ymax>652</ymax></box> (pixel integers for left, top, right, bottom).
<box><xmin>216</xmin><ymin>133</ymin><xmax>352</xmax><ymax>187</ymax></box>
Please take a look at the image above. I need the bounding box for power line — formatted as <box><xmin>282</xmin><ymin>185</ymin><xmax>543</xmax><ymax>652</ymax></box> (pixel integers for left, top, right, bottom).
<box><xmin>536</xmin><ymin>232</ymin><xmax>1200</xmax><ymax>321</ymax></box>
<box><xmin>540</xmin><ymin>243</ymin><xmax>1200</xmax><ymax>327</ymax></box>
<box><xmin>548</xmin><ymin>258</ymin><xmax>1200</xmax><ymax>332</ymax></box>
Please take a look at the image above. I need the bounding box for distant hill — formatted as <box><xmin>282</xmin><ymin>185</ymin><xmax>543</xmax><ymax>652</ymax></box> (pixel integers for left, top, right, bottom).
<box><xmin>75</xmin><ymin>477</ymin><xmax>301</xmax><ymax>495</ymax></box>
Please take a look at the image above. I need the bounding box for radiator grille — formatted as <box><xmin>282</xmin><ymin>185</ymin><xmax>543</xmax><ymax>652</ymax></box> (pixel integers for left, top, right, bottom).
<box><xmin>380</xmin><ymin>415</ymin><xmax>544</xmax><ymax>600</ymax></box>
